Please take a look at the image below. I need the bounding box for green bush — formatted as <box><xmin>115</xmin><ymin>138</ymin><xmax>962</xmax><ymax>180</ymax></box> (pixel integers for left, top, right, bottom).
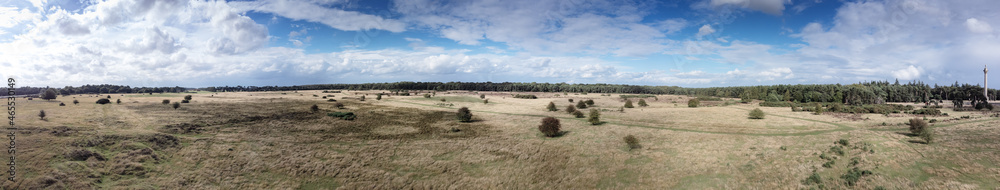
<box><xmin>910</xmin><ymin>108</ymin><xmax>941</xmax><ymax>115</ymax></box>
<box><xmin>573</xmin><ymin>110</ymin><xmax>584</xmax><ymax>118</ymax></box>
<box><xmin>59</xmin><ymin>102</ymin><xmax>65</xmax><ymax>106</ymax></box>
<box><xmin>565</xmin><ymin>105</ymin><xmax>576</xmax><ymax>114</ymax></box>
<box><xmin>748</xmin><ymin>108</ymin><xmax>765</xmax><ymax>119</ymax></box>
<box><xmin>376</xmin><ymin>94</ymin><xmax>382</xmax><ymax>100</ymax></box>
<box><xmin>116</xmin><ymin>99</ymin><xmax>121</xmax><ymax>104</ymax></box>
<box><xmin>172</xmin><ymin>102</ymin><xmax>180</xmax><ymax>109</ymax></box>
<box><xmin>568</xmin><ymin>99</ymin><xmax>573</xmax><ymax>103</ymax></box>
<box><xmin>327</xmin><ymin>112</ymin><xmax>356</xmax><ymax>120</ymax></box>
<box><xmin>38</xmin><ymin>110</ymin><xmax>45</xmax><ymax>120</ymax></box>
<box><xmin>184</xmin><ymin>95</ymin><xmax>192</xmax><ymax>101</ymax></box>
<box><xmin>585</xmin><ymin>99</ymin><xmax>595</xmax><ymax>106</ymax></box>
<box><xmin>456</xmin><ymin>107</ymin><xmax>473</xmax><ymax>122</ymax></box>
<box><xmin>804</xmin><ymin>171</ymin><xmax>822</xmax><ymax>185</ymax></box>
<box><xmin>841</xmin><ymin>167</ymin><xmax>872</xmax><ymax>186</ymax></box>
<box><xmin>538</xmin><ymin>117</ymin><xmax>561</xmax><ymax>137</ymax></box>
<box><xmin>576</xmin><ymin>101</ymin><xmax>587</xmax><ymax>109</ymax></box>
<box><xmin>424</xmin><ymin>94</ymin><xmax>432</xmax><ymax>98</ymax></box>
<box><xmin>514</xmin><ymin>94</ymin><xmax>538</xmax><ymax>99</ymax></box>
<box><xmin>96</xmin><ymin>98</ymin><xmax>111</xmax><ymax>104</ymax></box>
<box><xmin>588</xmin><ymin>109</ymin><xmax>601</xmax><ymax>125</ymax></box>
<box><xmin>334</xmin><ymin>102</ymin><xmax>344</xmax><ymax>109</ymax></box>
<box><xmin>822</xmin><ymin>160</ymin><xmax>836</xmax><ymax>168</ymax></box>
<box><xmin>624</xmin><ymin>135</ymin><xmax>640</xmax><ymax>150</ymax></box>
<box><xmin>830</xmin><ymin>146</ymin><xmax>845</xmax><ymax>156</ymax></box>
<box><xmin>73</xmin><ymin>100</ymin><xmax>79</xmax><ymax>105</ymax></box>
<box><xmin>624</xmin><ymin>100</ymin><xmax>634</xmax><ymax>108</ymax></box>
<box><xmin>547</xmin><ymin>102</ymin><xmax>557</xmax><ymax>111</ymax></box>
<box><xmin>837</xmin><ymin>139</ymin><xmax>849</xmax><ymax>146</ymax></box>
<box><xmin>619</xmin><ymin>95</ymin><xmax>655</xmax><ymax>99</ymax></box>
<box><xmin>480</xmin><ymin>94</ymin><xmax>485</xmax><ymax>99</ymax></box>
<box><xmin>181</xmin><ymin>99</ymin><xmax>190</xmax><ymax>103</ymax></box>
<box><xmin>440</xmin><ymin>98</ymin><xmax>446</xmax><ymax>102</ymax></box>
<box><xmin>327</xmin><ymin>99</ymin><xmax>336</xmax><ymax>102</ymax></box>
<box><xmin>162</xmin><ymin>99</ymin><xmax>170</xmax><ymax>104</ymax></box>
<box><xmin>483</xmin><ymin>99</ymin><xmax>488</xmax><ymax>104</ymax></box>
<box><xmin>909</xmin><ymin>118</ymin><xmax>927</xmax><ymax>135</ymax></box>
<box><xmin>920</xmin><ymin>127</ymin><xmax>934</xmax><ymax>144</ymax></box>
<box><xmin>688</xmin><ymin>99</ymin><xmax>699</xmax><ymax>108</ymax></box>
<box><xmin>637</xmin><ymin>99</ymin><xmax>648</xmax><ymax>107</ymax></box>
<box><xmin>310</xmin><ymin>104</ymin><xmax>319</xmax><ymax>113</ymax></box>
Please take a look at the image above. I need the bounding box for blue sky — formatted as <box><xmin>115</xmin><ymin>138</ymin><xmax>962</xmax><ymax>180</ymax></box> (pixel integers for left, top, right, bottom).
<box><xmin>1</xmin><ymin>0</ymin><xmax>998</xmax><ymax>88</ymax></box>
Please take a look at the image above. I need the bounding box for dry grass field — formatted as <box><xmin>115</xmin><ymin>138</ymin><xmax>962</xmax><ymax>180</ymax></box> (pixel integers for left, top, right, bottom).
<box><xmin>3</xmin><ymin>90</ymin><xmax>999</xmax><ymax>189</ymax></box>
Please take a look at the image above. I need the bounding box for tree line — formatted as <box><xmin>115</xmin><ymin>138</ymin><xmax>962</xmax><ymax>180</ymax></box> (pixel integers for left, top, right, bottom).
<box><xmin>3</xmin><ymin>81</ymin><xmax>997</xmax><ymax>106</ymax></box>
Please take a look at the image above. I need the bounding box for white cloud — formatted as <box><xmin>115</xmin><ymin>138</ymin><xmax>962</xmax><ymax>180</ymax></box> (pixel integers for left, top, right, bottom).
<box><xmin>230</xmin><ymin>0</ymin><xmax>406</xmax><ymax>32</ymax></box>
<box><xmin>966</xmin><ymin>18</ymin><xmax>993</xmax><ymax>34</ymax></box>
<box><xmin>708</xmin><ymin>0</ymin><xmax>790</xmax><ymax>15</ymax></box>
<box><xmin>892</xmin><ymin>65</ymin><xmax>922</xmax><ymax>80</ymax></box>
<box><xmin>654</xmin><ymin>18</ymin><xmax>688</xmax><ymax>34</ymax></box>
<box><xmin>394</xmin><ymin>0</ymin><xmax>672</xmax><ymax>57</ymax></box>
<box><xmin>696</xmin><ymin>24</ymin><xmax>715</xmax><ymax>37</ymax></box>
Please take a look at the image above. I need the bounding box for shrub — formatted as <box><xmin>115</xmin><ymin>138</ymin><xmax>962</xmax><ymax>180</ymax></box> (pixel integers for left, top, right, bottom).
<box><xmin>424</xmin><ymin>94</ymin><xmax>432</xmax><ymax>98</ymax></box>
<box><xmin>909</xmin><ymin>118</ymin><xmax>927</xmax><ymax>135</ymax></box>
<box><xmin>748</xmin><ymin>108</ymin><xmax>765</xmax><ymax>119</ymax></box>
<box><xmin>59</xmin><ymin>102</ymin><xmax>65</xmax><ymax>106</ymax></box>
<box><xmin>162</xmin><ymin>100</ymin><xmax>170</xmax><ymax>104</ymax></box>
<box><xmin>538</xmin><ymin>117</ymin><xmax>561</xmax><ymax>137</ymax></box>
<box><xmin>841</xmin><ymin>167</ymin><xmax>873</xmax><ymax>186</ymax></box>
<box><xmin>911</xmin><ymin>108</ymin><xmax>941</xmax><ymax>115</ymax></box>
<box><xmin>334</xmin><ymin>102</ymin><xmax>345</xmax><ymax>109</ymax></box>
<box><xmin>73</xmin><ymin>99</ymin><xmax>80</xmax><ymax>105</ymax></box>
<box><xmin>638</xmin><ymin>99</ymin><xmax>648</xmax><ymax>107</ymax></box>
<box><xmin>41</xmin><ymin>89</ymin><xmax>57</xmax><ymax>100</ymax></box>
<box><xmin>624</xmin><ymin>100</ymin><xmax>634</xmax><ymax>108</ymax></box>
<box><xmin>814</xmin><ymin>104</ymin><xmax>824</xmax><ymax>115</ymax></box>
<box><xmin>514</xmin><ymin>94</ymin><xmax>538</xmax><ymax>99</ymax></box>
<box><xmin>456</xmin><ymin>107</ymin><xmax>473</xmax><ymax>122</ymax></box>
<box><xmin>96</xmin><ymin>98</ymin><xmax>111</xmax><ymax>104</ymax></box>
<box><xmin>38</xmin><ymin>110</ymin><xmax>45</xmax><ymax>120</ymax></box>
<box><xmin>822</xmin><ymin>160</ymin><xmax>836</xmax><ymax>168</ymax></box>
<box><xmin>327</xmin><ymin>99</ymin><xmax>336</xmax><ymax>102</ymax></box>
<box><xmin>360</xmin><ymin>96</ymin><xmax>366</xmax><ymax>101</ymax></box>
<box><xmin>116</xmin><ymin>99</ymin><xmax>121</xmax><ymax>104</ymax></box>
<box><xmin>106</xmin><ymin>95</ymin><xmax>111</xmax><ymax>99</ymax></box>
<box><xmin>624</xmin><ymin>135</ymin><xmax>640</xmax><ymax>150</ymax></box>
<box><xmin>182</xmin><ymin>99</ymin><xmax>191</xmax><ymax>103</ymax></box>
<box><xmin>619</xmin><ymin>95</ymin><xmax>655</xmax><ymax>99</ymax></box>
<box><xmin>573</xmin><ymin>110</ymin><xmax>584</xmax><ymax>118</ymax></box>
<box><xmin>830</xmin><ymin>145</ymin><xmax>845</xmax><ymax>156</ymax></box>
<box><xmin>376</xmin><ymin>94</ymin><xmax>382</xmax><ymax>100</ymax></box>
<box><xmin>184</xmin><ymin>95</ymin><xmax>192</xmax><ymax>101</ymax></box>
<box><xmin>327</xmin><ymin>112</ymin><xmax>356</xmax><ymax>120</ymax></box>
<box><xmin>920</xmin><ymin>128</ymin><xmax>934</xmax><ymax>144</ymax></box>
<box><xmin>576</xmin><ymin>101</ymin><xmax>587</xmax><ymax>109</ymax></box>
<box><xmin>688</xmin><ymin>99</ymin><xmax>699</xmax><ymax>107</ymax></box>
<box><xmin>547</xmin><ymin>102</ymin><xmax>557</xmax><ymax>111</ymax></box>
<box><xmin>585</xmin><ymin>99</ymin><xmax>595</xmax><ymax>106</ymax></box>
<box><xmin>568</xmin><ymin>99</ymin><xmax>574</xmax><ymax>103</ymax></box>
<box><xmin>310</xmin><ymin>104</ymin><xmax>319</xmax><ymax>113</ymax></box>
<box><xmin>804</xmin><ymin>171</ymin><xmax>822</xmax><ymax>185</ymax></box>
<box><xmin>441</xmin><ymin>98</ymin><xmax>447</xmax><ymax>102</ymax></box>
<box><xmin>483</xmin><ymin>99</ymin><xmax>488</xmax><ymax>104</ymax></box>
<box><xmin>480</xmin><ymin>94</ymin><xmax>485</xmax><ymax>99</ymax></box>
<box><xmin>172</xmin><ymin>102</ymin><xmax>180</xmax><ymax>109</ymax></box>
<box><xmin>565</xmin><ymin>105</ymin><xmax>576</xmax><ymax>114</ymax></box>
<box><xmin>837</xmin><ymin>139</ymin><xmax>849</xmax><ymax>146</ymax></box>
<box><xmin>588</xmin><ymin>109</ymin><xmax>601</xmax><ymax>125</ymax></box>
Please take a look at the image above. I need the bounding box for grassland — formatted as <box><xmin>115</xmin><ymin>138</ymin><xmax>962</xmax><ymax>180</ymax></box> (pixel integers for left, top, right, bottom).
<box><xmin>3</xmin><ymin>90</ymin><xmax>999</xmax><ymax>189</ymax></box>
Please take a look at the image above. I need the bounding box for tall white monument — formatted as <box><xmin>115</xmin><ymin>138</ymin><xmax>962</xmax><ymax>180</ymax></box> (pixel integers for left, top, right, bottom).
<box><xmin>986</xmin><ymin>64</ymin><xmax>989</xmax><ymax>100</ymax></box>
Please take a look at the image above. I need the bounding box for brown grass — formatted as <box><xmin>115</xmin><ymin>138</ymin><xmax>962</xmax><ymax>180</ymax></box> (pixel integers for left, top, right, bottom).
<box><xmin>3</xmin><ymin>90</ymin><xmax>999</xmax><ymax>189</ymax></box>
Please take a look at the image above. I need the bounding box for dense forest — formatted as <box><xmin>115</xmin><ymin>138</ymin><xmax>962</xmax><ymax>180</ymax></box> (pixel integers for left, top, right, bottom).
<box><xmin>3</xmin><ymin>81</ymin><xmax>997</xmax><ymax>106</ymax></box>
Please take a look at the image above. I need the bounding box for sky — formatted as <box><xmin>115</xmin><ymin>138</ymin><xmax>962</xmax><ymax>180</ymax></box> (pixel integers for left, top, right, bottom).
<box><xmin>0</xmin><ymin>0</ymin><xmax>998</xmax><ymax>88</ymax></box>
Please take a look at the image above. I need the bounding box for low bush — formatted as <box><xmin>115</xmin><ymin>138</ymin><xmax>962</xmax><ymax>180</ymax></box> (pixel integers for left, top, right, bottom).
<box><xmin>920</xmin><ymin>128</ymin><xmax>934</xmax><ymax>144</ymax></box>
<box><xmin>184</xmin><ymin>95</ymin><xmax>192</xmax><ymax>101</ymax></box>
<box><xmin>585</xmin><ymin>99</ymin><xmax>595</xmax><ymax>106</ymax></box>
<box><xmin>96</xmin><ymin>98</ymin><xmax>111</xmax><ymax>104</ymax></box>
<box><xmin>424</xmin><ymin>94</ymin><xmax>432</xmax><ymax>98</ymax></box>
<box><xmin>310</xmin><ymin>104</ymin><xmax>319</xmax><ymax>113</ymax></box>
<box><xmin>909</xmin><ymin>118</ymin><xmax>927</xmax><ymax>136</ymax></box>
<box><xmin>327</xmin><ymin>99</ymin><xmax>336</xmax><ymax>102</ymax></box>
<box><xmin>565</xmin><ymin>105</ymin><xmax>576</xmax><ymax>114</ymax></box>
<box><xmin>334</xmin><ymin>102</ymin><xmax>345</xmax><ymax>109</ymax></box>
<box><xmin>588</xmin><ymin>109</ymin><xmax>601</xmax><ymax>125</ymax></box>
<box><xmin>162</xmin><ymin>100</ymin><xmax>169</xmax><ymax>104</ymax></box>
<box><xmin>327</xmin><ymin>112</ymin><xmax>356</xmax><ymax>120</ymax></box>
<box><xmin>637</xmin><ymin>99</ymin><xmax>648</xmax><ymax>107</ymax></box>
<box><xmin>695</xmin><ymin>96</ymin><xmax>722</xmax><ymax>101</ymax></box>
<box><xmin>171</xmin><ymin>102</ymin><xmax>180</xmax><ymax>109</ymax></box>
<box><xmin>568</xmin><ymin>99</ymin><xmax>573</xmax><ymax>103</ymax></box>
<box><xmin>573</xmin><ymin>110</ymin><xmax>584</xmax><ymax>118</ymax></box>
<box><xmin>116</xmin><ymin>99</ymin><xmax>121</xmax><ymax>104</ymax></box>
<box><xmin>748</xmin><ymin>108</ymin><xmax>765</xmax><ymax>119</ymax></box>
<box><xmin>830</xmin><ymin>146</ymin><xmax>845</xmax><ymax>156</ymax></box>
<box><xmin>38</xmin><ymin>110</ymin><xmax>45</xmax><ymax>120</ymax></box>
<box><xmin>688</xmin><ymin>99</ymin><xmax>699</xmax><ymax>107</ymax></box>
<box><xmin>59</xmin><ymin>102</ymin><xmax>65</xmax><ymax>106</ymax></box>
<box><xmin>547</xmin><ymin>102</ymin><xmax>558</xmax><ymax>111</ymax></box>
<box><xmin>910</xmin><ymin>108</ymin><xmax>941</xmax><ymax>115</ymax></box>
<box><xmin>576</xmin><ymin>101</ymin><xmax>587</xmax><ymax>109</ymax></box>
<box><xmin>837</xmin><ymin>139</ymin><xmax>849</xmax><ymax>146</ymax></box>
<box><xmin>538</xmin><ymin>117</ymin><xmax>561</xmax><ymax>137</ymax></box>
<box><xmin>440</xmin><ymin>98</ymin><xmax>447</xmax><ymax>102</ymax></box>
<box><xmin>619</xmin><ymin>94</ymin><xmax>655</xmax><ymax>99</ymax></box>
<box><xmin>181</xmin><ymin>99</ymin><xmax>190</xmax><ymax>103</ymax></box>
<box><xmin>624</xmin><ymin>135</ymin><xmax>640</xmax><ymax>150</ymax></box>
<box><xmin>456</xmin><ymin>107</ymin><xmax>473</xmax><ymax>122</ymax></box>
<box><xmin>822</xmin><ymin>160</ymin><xmax>836</xmax><ymax>168</ymax></box>
<box><xmin>483</xmin><ymin>99</ymin><xmax>488</xmax><ymax>104</ymax></box>
<box><xmin>841</xmin><ymin>167</ymin><xmax>873</xmax><ymax>186</ymax></box>
<box><xmin>376</xmin><ymin>94</ymin><xmax>382</xmax><ymax>100</ymax></box>
<box><xmin>624</xmin><ymin>100</ymin><xmax>634</xmax><ymax>108</ymax></box>
<box><xmin>514</xmin><ymin>94</ymin><xmax>538</xmax><ymax>99</ymax></box>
